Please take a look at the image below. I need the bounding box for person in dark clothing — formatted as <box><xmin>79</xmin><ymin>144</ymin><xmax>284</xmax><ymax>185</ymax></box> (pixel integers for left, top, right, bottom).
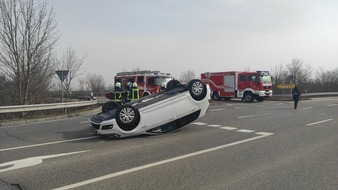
<box><xmin>123</xmin><ymin>80</ymin><xmax>132</xmax><ymax>101</ymax></box>
<box><xmin>124</xmin><ymin>81</ymin><xmax>132</xmax><ymax>92</ymax></box>
<box><xmin>292</xmin><ymin>86</ymin><xmax>301</xmax><ymax>109</ymax></box>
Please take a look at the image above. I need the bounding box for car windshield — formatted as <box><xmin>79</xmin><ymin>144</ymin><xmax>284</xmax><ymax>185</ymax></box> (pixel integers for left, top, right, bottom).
<box><xmin>154</xmin><ymin>76</ymin><xmax>172</xmax><ymax>86</ymax></box>
<box><xmin>260</xmin><ymin>75</ymin><xmax>272</xmax><ymax>83</ymax></box>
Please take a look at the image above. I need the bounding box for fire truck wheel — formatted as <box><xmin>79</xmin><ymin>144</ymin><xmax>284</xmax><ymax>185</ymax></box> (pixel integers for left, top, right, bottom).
<box><xmin>188</xmin><ymin>79</ymin><xmax>207</xmax><ymax>101</ymax></box>
<box><xmin>212</xmin><ymin>92</ymin><xmax>220</xmax><ymax>100</ymax></box>
<box><xmin>102</xmin><ymin>101</ymin><xmax>120</xmax><ymax>113</ymax></box>
<box><xmin>115</xmin><ymin>105</ymin><xmax>140</xmax><ymax>131</ymax></box>
<box><xmin>244</xmin><ymin>92</ymin><xmax>254</xmax><ymax>102</ymax></box>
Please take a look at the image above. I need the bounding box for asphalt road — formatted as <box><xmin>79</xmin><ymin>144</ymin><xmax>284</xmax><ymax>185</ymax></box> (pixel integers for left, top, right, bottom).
<box><xmin>0</xmin><ymin>98</ymin><xmax>337</xmax><ymax>190</ymax></box>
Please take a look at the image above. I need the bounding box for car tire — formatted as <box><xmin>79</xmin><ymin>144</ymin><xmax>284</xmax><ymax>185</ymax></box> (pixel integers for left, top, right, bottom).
<box><xmin>212</xmin><ymin>92</ymin><xmax>220</xmax><ymax>100</ymax></box>
<box><xmin>188</xmin><ymin>79</ymin><xmax>207</xmax><ymax>101</ymax></box>
<box><xmin>102</xmin><ymin>101</ymin><xmax>120</xmax><ymax>113</ymax></box>
<box><xmin>244</xmin><ymin>92</ymin><xmax>254</xmax><ymax>102</ymax></box>
<box><xmin>165</xmin><ymin>80</ymin><xmax>181</xmax><ymax>91</ymax></box>
<box><xmin>115</xmin><ymin>105</ymin><xmax>140</xmax><ymax>131</ymax></box>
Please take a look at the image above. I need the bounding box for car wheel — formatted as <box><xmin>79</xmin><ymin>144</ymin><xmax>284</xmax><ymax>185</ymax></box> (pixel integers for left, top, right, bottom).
<box><xmin>115</xmin><ymin>105</ymin><xmax>140</xmax><ymax>131</ymax></box>
<box><xmin>212</xmin><ymin>92</ymin><xmax>220</xmax><ymax>100</ymax></box>
<box><xmin>188</xmin><ymin>79</ymin><xmax>207</xmax><ymax>101</ymax></box>
<box><xmin>102</xmin><ymin>101</ymin><xmax>120</xmax><ymax>113</ymax></box>
<box><xmin>244</xmin><ymin>92</ymin><xmax>254</xmax><ymax>102</ymax></box>
<box><xmin>165</xmin><ymin>80</ymin><xmax>180</xmax><ymax>91</ymax></box>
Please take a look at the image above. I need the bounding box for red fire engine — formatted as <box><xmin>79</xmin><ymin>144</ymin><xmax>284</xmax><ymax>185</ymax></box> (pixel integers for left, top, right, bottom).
<box><xmin>114</xmin><ymin>70</ymin><xmax>173</xmax><ymax>97</ymax></box>
<box><xmin>201</xmin><ymin>71</ymin><xmax>273</xmax><ymax>102</ymax></box>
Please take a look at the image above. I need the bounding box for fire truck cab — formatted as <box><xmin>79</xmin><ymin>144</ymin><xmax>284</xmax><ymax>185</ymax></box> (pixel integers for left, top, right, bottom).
<box><xmin>114</xmin><ymin>70</ymin><xmax>173</xmax><ymax>97</ymax></box>
<box><xmin>201</xmin><ymin>71</ymin><xmax>273</xmax><ymax>102</ymax></box>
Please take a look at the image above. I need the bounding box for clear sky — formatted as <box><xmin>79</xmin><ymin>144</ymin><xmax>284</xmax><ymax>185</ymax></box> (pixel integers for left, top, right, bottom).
<box><xmin>48</xmin><ymin>0</ymin><xmax>338</xmax><ymax>86</ymax></box>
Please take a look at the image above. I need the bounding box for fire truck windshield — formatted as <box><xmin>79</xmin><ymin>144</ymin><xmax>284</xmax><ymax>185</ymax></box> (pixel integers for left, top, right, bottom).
<box><xmin>260</xmin><ymin>75</ymin><xmax>272</xmax><ymax>83</ymax></box>
<box><xmin>154</xmin><ymin>76</ymin><xmax>172</xmax><ymax>86</ymax></box>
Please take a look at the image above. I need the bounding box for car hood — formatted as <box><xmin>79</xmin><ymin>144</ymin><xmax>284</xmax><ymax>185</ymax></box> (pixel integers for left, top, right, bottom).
<box><xmin>90</xmin><ymin>109</ymin><xmax>116</xmax><ymax>123</ymax></box>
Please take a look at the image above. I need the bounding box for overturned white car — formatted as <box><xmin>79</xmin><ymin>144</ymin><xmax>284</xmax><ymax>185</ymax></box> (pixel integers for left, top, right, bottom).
<box><xmin>90</xmin><ymin>79</ymin><xmax>211</xmax><ymax>138</ymax></box>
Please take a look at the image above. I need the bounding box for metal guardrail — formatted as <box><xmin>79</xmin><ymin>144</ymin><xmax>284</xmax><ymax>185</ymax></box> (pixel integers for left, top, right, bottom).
<box><xmin>272</xmin><ymin>92</ymin><xmax>338</xmax><ymax>98</ymax></box>
<box><xmin>0</xmin><ymin>100</ymin><xmax>97</xmax><ymax>114</ymax></box>
<box><xmin>0</xmin><ymin>92</ymin><xmax>337</xmax><ymax>114</ymax></box>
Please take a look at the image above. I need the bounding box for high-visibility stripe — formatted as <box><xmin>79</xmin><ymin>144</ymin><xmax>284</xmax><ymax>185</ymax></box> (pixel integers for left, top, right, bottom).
<box><xmin>131</xmin><ymin>88</ymin><xmax>140</xmax><ymax>100</ymax></box>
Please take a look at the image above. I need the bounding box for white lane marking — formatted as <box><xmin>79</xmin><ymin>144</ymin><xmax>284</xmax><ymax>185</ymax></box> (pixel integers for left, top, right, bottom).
<box><xmin>255</xmin><ymin>132</ymin><xmax>274</xmax><ymax>136</ymax></box>
<box><xmin>0</xmin><ymin>136</ymin><xmax>99</xmax><ymax>152</ymax></box>
<box><xmin>327</xmin><ymin>104</ymin><xmax>338</xmax><ymax>107</ymax></box>
<box><xmin>234</xmin><ymin>107</ymin><xmax>247</xmax><ymax>109</ymax></box>
<box><xmin>274</xmin><ymin>103</ymin><xmax>284</xmax><ymax>105</ymax></box>
<box><xmin>207</xmin><ymin>124</ymin><xmax>223</xmax><ymax>127</ymax></box>
<box><xmin>220</xmin><ymin>126</ymin><xmax>237</xmax><ymax>130</ymax></box>
<box><xmin>237</xmin><ymin>113</ymin><xmax>270</xmax><ymax>119</ymax></box>
<box><xmin>52</xmin><ymin>133</ymin><xmax>274</xmax><ymax>190</ymax></box>
<box><xmin>236</xmin><ymin>129</ymin><xmax>255</xmax><ymax>133</ymax></box>
<box><xmin>0</xmin><ymin>150</ymin><xmax>90</xmax><ymax>173</ymax></box>
<box><xmin>307</xmin><ymin>119</ymin><xmax>333</xmax><ymax>126</ymax></box>
<box><xmin>191</xmin><ymin>122</ymin><xmax>207</xmax><ymax>126</ymax></box>
<box><xmin>302</xmin><ymin>107</ymin><xmax>312</xmax><ymax>110</ymax></box>
<box><xmin>209</xmin><ymin>108</ymin><xmax>225</xmax><ymax>112</ymax></box>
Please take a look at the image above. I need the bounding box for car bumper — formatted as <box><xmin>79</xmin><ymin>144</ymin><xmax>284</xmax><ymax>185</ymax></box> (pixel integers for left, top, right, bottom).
<box><xmin>258</xmin><ymin>90</ymin><xmax>272</xmax><ymax>97</ymax></box>
<box><xmin>91</xmin><ymin>119</ymin><xmax>118</xmax><ymax>135</ymax></box>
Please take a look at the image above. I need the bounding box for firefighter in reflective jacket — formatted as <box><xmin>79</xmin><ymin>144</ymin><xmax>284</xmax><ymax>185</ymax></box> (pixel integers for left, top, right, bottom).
<box><xmin>114</xmin><ymin>82</ymin><xmax>123</xmax><ymax>104</ymax></box>
<box><xmin>131</xmin><ymin>82</ymin><xmax>140</xmax><ymax>101</ymax></box>
<box><xmin>159</xmin><ymin>82</ymin><xmax>166</xmax><ymax>92</ymax></box>
<box><xmin>122</xmin><ymin>80</ymin><xmax>132</xmax><ymax>102</ymax></box>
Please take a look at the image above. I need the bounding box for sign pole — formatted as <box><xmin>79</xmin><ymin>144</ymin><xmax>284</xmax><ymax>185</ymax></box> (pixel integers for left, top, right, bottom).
<box><xmin>277</xmin><ymin>83</ymin><xmax>295</xmax><ymax>100</ymax></box>
<box><xmin>61</xmin><ymin>71</ymin><xmax>64</xmax><ymax>103</ymax></box>
<box><xmin>55</xmin><ymin>70</ymin><xmax>69</xmax><ymax>104</ymax></box>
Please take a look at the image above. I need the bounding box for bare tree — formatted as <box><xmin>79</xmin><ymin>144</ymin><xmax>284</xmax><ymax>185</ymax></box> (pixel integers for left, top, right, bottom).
<box><xmin>287</xmin><ymin>58</ymin><xmax>312</xmax><ymax>87</ymax></box>
<box><xmin>0</xmin><ymin>74</ymin><xmax>7</xmax><ymax>105</ymax></box>
<box><xmin>86</xmin><ymin>73</ymin><xmax>106</xmax><ymax>93</ymax></box>
<box><xmin>0</xmin><ymin>0</ymin><xmax>59</xmax><ymax>105</ymax></box>
<box><xmin>179</xmin><ymin>70</ymin><xmax>196</xmax><ymax>84</ymax></box>
<box><xmin>77</xmin><ymin>78</ymin><xmax>87</xmax><ymax>91</ymax></box>
<box><xmin>314</xmin><ymin>68</ymin><xmax>338</xmax><ymax>92</ymax></box>
<box><xmin>271</xmin><ymin>63</ymin><xmax>288</xmax><ymax>93</ymax></box>
<box><xmin>271</xmin><ymin>63</ymin><xmax>288</xmax><ymax>82</ymax></box>
<box><xmin>59</xmin><ymin>46</ymin><xmax>86</xmax><ymax>95</ymax></box>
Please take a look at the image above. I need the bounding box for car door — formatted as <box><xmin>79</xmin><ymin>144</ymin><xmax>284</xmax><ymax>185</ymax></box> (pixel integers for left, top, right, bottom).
<box><xmin>141</xmin><ymin>98</ymin><xmax>176</xmax><ymax>128</ymax></box>
<box><xmin>172</xmin><ymin>94</ymin><xmax>199</xmax><ymax>119</ymax></box>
